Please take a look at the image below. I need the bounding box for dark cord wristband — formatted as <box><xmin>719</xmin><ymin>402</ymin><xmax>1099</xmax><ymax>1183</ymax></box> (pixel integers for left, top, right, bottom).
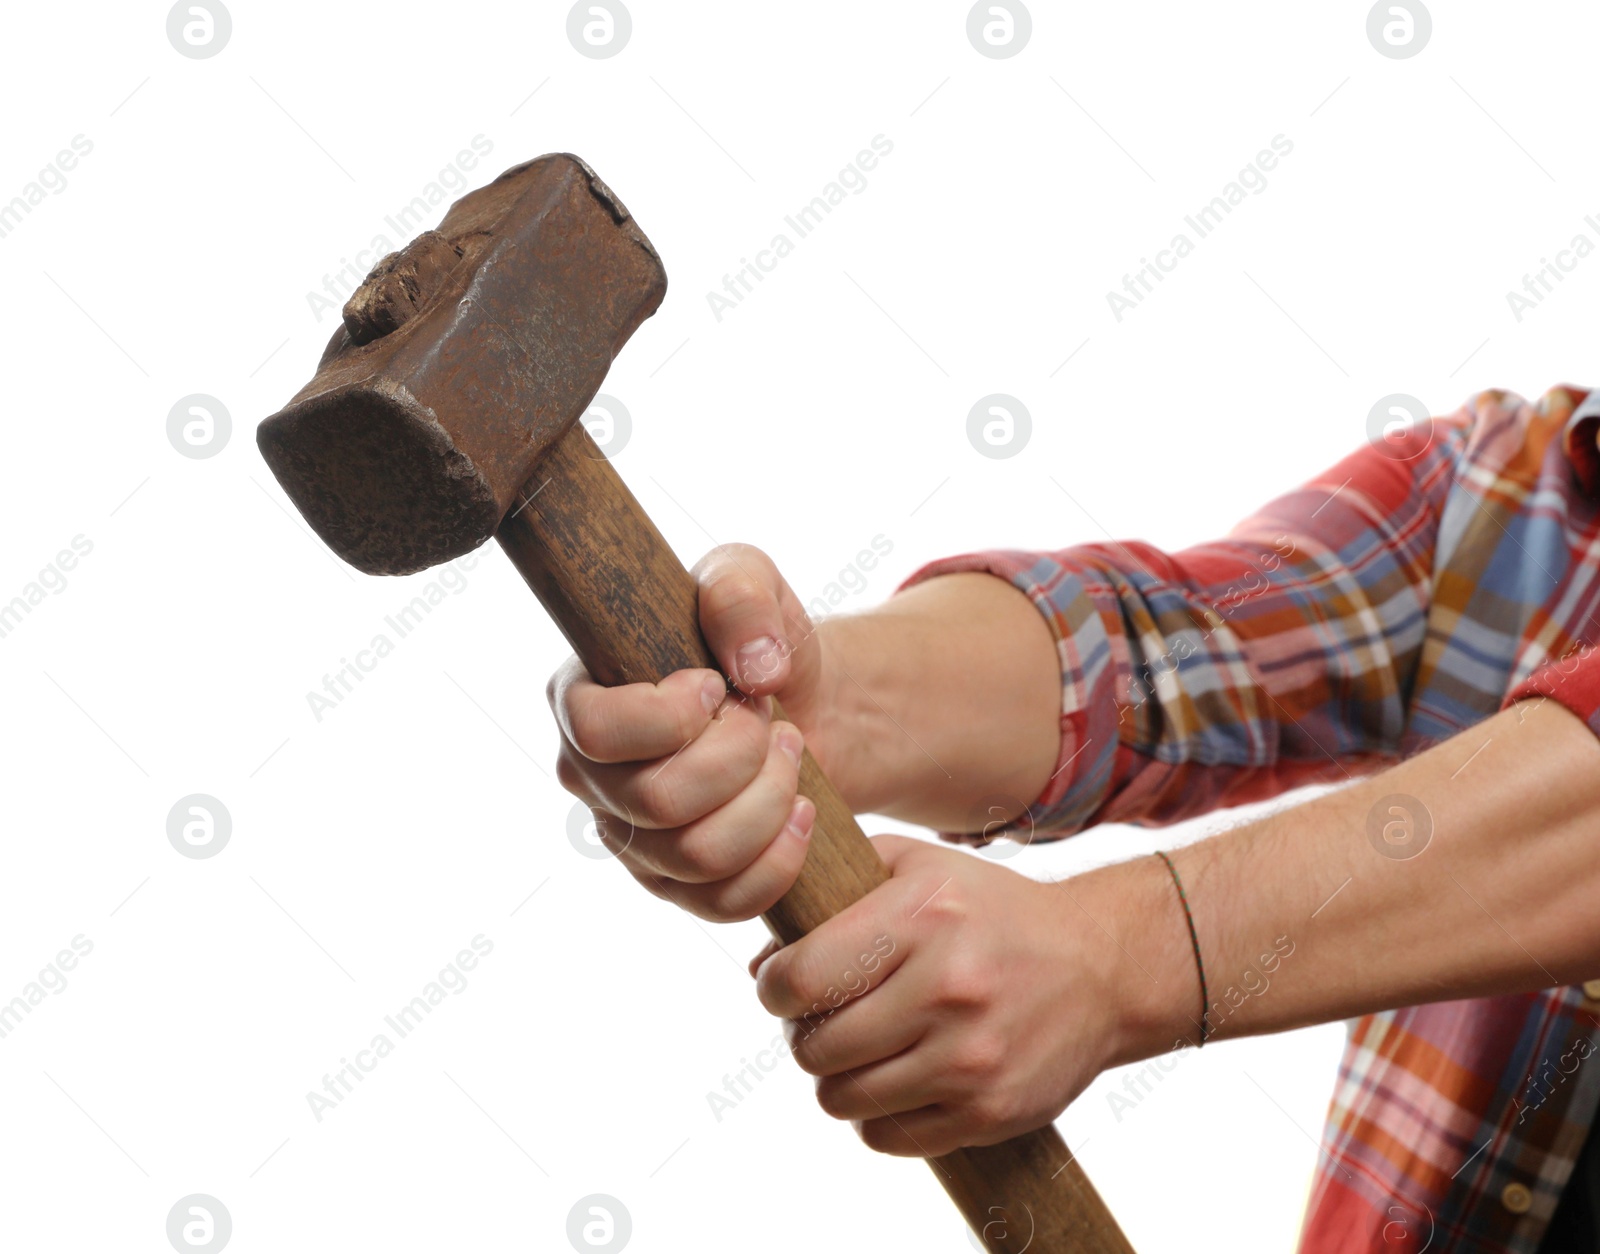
<box><xmin>1155</xmin><ymin>850</ymin><xmax>1209</xmax><ymax>1046</ymax></box>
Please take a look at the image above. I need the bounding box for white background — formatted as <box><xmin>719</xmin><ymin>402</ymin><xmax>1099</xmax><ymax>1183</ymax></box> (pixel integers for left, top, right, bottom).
<box><xmin>0</xmin><ymin>2</ymin><xmax>1593</xmax><ymax>1251</ymax></box>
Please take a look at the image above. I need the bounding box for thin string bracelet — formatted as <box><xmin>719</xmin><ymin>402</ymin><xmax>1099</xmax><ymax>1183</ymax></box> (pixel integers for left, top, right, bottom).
<box><xmin>1154</xmin><ymin>850</ymin><xmax>1209</xmax><ymax>1047</ymax></box>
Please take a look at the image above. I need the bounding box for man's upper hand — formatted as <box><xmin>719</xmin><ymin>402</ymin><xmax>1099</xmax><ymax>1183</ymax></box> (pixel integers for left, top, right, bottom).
<box><xmin>549</xmin><ymin>543</ymin><xmax>827</xmax><ymax>921</ymax></box>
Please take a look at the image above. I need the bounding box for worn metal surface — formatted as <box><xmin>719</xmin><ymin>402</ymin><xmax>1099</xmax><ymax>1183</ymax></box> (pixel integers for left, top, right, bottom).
<box><xmin>256</xmin><ymin>154</ymin><xmax>666</xmax><ymax>575</ymax></box>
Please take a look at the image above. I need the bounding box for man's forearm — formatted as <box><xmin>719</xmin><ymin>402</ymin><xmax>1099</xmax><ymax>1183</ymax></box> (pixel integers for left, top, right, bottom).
<box><xmin>1095</xmin><ymin>695</ymin><xmax>1600</xmax><ymax>1062</ymax></box>
<box><xmin>811</xmin><ymin>571</ymin><xmax>1061</xmax><ymax>828</ymax></box>
<box><xmin>803</xmin><ymin>567</ymin><xmax>1600</xmax><ymax>1061</ymax></box>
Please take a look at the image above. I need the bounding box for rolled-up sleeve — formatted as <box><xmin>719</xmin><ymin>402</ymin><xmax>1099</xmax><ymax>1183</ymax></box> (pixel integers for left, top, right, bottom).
<box><xmin>897</xmin><ymin>419</ymin><xmax>1469</xmax><ymax>841</ymax></box>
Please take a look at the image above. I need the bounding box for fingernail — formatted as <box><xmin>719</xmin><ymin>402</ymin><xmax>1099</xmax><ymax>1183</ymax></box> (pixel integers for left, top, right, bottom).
<box><xmin>736</xmin><ymin>636</ymin><xmax>785</xmax><ymax>687</ymax></box>
<box><xmin>701</xmin><ymin>675</ymin><xmax>725</xmax><ymax>718</ymax></box>
<box><xmin>784</xmin><ymin>797</ymin><xmax>814</xmax><ymax>842</ymax></box>
<box><xmin>776</xmin><ymin>726</ymin><xmax>803</xmax><ymax>768</ymax></box>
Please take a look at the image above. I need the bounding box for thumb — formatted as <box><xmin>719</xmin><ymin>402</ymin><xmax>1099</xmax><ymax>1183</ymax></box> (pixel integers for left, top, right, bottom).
<box><xmin>694</xmin><ymin>544</ymin><xmax>813</xmax><ymax>696</ymax></box>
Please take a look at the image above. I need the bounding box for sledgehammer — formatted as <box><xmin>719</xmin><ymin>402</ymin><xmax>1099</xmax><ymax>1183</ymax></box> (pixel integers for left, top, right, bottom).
<box><xmin>257</xmin><ymin>153</ymin><xmax>1134</xmax><ymax>1254</ymax></box>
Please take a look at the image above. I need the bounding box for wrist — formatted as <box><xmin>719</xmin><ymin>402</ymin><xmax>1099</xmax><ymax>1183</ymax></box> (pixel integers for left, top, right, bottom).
<box><xmin>1074</xmin><ymin>853</ymin><xmax>1208</xmax><ymax>1069</ymax></box>
<box><xmin>794</xmin><ymin>614</ymin><xmax>894</xmax><ymax>813</ymax></box>
<box><xmin>807</xmin><ymin>573</ymin><xmax>1063</xmax><ymax>827</ymax></box>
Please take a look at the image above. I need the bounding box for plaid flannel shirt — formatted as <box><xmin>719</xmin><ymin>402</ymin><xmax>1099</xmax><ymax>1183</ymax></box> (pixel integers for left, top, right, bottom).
<box><xmin>901</xmin><ymin>384</ymin><xmax>1600</xmax><ymax>1252</ymax></box>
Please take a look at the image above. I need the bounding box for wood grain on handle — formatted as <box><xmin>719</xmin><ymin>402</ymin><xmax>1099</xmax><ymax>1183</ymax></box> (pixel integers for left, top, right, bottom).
<box><xmin>498</xmin><ymin>423</ymin><xmax>1134</xmax><ymax>1254</ymax></box>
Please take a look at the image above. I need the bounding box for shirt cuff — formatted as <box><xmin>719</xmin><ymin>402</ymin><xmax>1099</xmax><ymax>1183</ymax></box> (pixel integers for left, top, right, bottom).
<box><xmin>1501</xmin><ymin>644</ymin><xmax>1600</xmax><ymax>738</ymax></box>
<box><xmin>1561</xmin><ymin>385</ymin><xmax>1600</xmax><ymax>496</ymax></box>
<box><xmin>896</xmin><ymin>549</ymin><xmax>1125</xmax><ymax>844</ymax></box>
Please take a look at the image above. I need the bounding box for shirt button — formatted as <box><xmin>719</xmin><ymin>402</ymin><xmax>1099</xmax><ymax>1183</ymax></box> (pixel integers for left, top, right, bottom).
<box><xmin>1501</xmin><ymin>1181</ymin><xmax>1533</xmax><ymax>1215</ymax></box>
<box><xmin>1583</xmin><ymin>979</ymin><xmax>1600</xmax><ymax>1001</ymax></box>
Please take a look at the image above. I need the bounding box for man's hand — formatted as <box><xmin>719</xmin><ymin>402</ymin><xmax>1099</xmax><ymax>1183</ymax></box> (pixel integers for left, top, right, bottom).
<box><xmin>749</xmin><ymin>836</ymin><xmax>1137</xmax><ymax>1158</ymax></box>
<box><xmin>549</xmin><ymin>544</ymin><xmax>836</xmax><ymax>921</ymax></box>
<box><xmin>548</xmin><ymin>533</ymin><xmax>1064</xmax><ymax>924</ymax></box>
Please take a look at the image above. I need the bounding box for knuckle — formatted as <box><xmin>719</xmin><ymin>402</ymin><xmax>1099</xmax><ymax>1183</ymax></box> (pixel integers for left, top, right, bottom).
<box><xmin>686</xmin><ymin>900</ymin><xmax>737</xmax><ymax>924</ymax></box>
<box><xmin>919</xmin><ymin>883</ymin><xmax>971</xmax><ymax>929</ymax></box>
<box><xmin>739</xmin><ymin>720</ymin><xmax>774</xmax><ymax>774</ymax></box>
<box><xmin>673</xmin><ymin>692</ymin><xmax>710</xmax><ymax>746</ymax></box>
<box><xmin>779</xmin><ymin>950</ymin><xmax>825</xmax><ymax>1013</ymax></box>
<box><xmin>696</xmin><ymin>877</ymin><xmax>763</xmax><ymax>924</ymax></box>
<box><xmin>754</xmin><ymin>757</ymin><xmax>799</xmax><ymax>820</ymax></box>
<box><xmin>673</xmin><ymin>824</ymin><xmax>739</xmax><ymax>883</ymax></box>
<box><xmin>735</xmin><ymin>879</ymin><xmax>789</xmax><ymax>923</ymax></box>
<box><xmin>755</xmin><ymin>956</ymin><xmax>796</xmax><ymax>1014</ymax></box>
<box><xmin>554</xmin><ymin>750</ymin><xmax>586</xmax><ymax>799</ymax></box>
<box><xmin>674</xmin><ymin>887</ymin><xmax>736</xmax><ymax>924</ymax></box>
<box><xmin>813</xmin><ymin>1078</ymin><xmax>852</xmax><ymax>1118</ymax></box>
<box><xmin>565</xmin><ymin>700</ymin><xmax>614</xmax><ymax>762</ymax></box>
<box><xmin>758</xmin><ymin>949</ymin><xmax>821</xmax><ymax>1017</ymax></box>
<box><xmin>790</xmin><ymin>1008</ymin><xmax>830</xmax><ymax>1045</ymax></box>
<box><xmin>700</xmin><ymin>572</ymin><xmax>772</xmax><ymax>631</ymax></box>
<box><xmin>592</xmin><ymin>808</ymin><xmax>636</xmax><ymax>855</ymax></box>
<box><xmin>704</xmin><ymin>696</ymin><xmax>763</xmax><ymax>761</ymax></box>
<box><xmin>856</xmin><ymin>1119</ymin><xmax>898</xmax><ymax>1154</ymax></box>
<box><xmin>934</xmin><ymin>954</ymin><xmax>991</xmax><ymax>1010</ymax></box>
<box><xmin>966</xmin><ymin>1093</ymin><xmax>1014</xmax><ymax>1134</ymax></box>
<box><xmin>926</xmin><ymin>1136</ymin><xmax>958</xmax><ymax>1158</ymax></box>
<box><xmin>634</xmin><ymin>769</ymin><xmax>688</xmax><ymax>829</ymax></box>
<box><xmin>788</xmin><ymin>1031</ymin><xmax>831</xmax><ymax>1077</ymax></box>
<box><xmin>624</xmin><ymin>863</ymin><xmax>673</xmax><ymax>903</ymax></box>
<box><xmin>697</xmin><ymin>895</ymin><xmax>745</xmax><ymax>927</ymax></box>
<box><xmin>951</xmin><ymin>1032</ymin><xmax>1006</xmax><ymax>1081</ymax></box>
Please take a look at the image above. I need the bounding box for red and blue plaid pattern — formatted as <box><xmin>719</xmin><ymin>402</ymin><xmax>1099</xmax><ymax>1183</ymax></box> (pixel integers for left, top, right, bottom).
<box><xmin>902</xmin><ymin>385</ymin><xmax>1600</xmax><ymax>1252</ymax></box>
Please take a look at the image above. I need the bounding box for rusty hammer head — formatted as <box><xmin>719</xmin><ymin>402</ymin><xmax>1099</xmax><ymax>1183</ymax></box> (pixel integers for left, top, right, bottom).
<box><xmin>257</xmin><ymin>154</ymin><xmax>666</xmax><ymax>576</ymax></box>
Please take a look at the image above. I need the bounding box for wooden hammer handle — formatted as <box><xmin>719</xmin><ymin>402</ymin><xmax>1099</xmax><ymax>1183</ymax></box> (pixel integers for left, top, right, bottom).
<box><xmin>498</xmin><ymin>423</ymin><xmax>1134</xmax><ymax>1254</ymax></box>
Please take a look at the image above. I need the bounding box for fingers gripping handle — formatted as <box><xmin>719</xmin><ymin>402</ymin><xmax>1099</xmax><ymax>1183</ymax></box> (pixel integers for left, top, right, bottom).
<box><xmin>497</xmin><ymin>422</ymin><xmax>1135</xmax><ymax>1253</ymax></box>
<box><xmin>494</xmin><ymin>426</ymin><xmax>887</xmax><ymax>936</ymax></box>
